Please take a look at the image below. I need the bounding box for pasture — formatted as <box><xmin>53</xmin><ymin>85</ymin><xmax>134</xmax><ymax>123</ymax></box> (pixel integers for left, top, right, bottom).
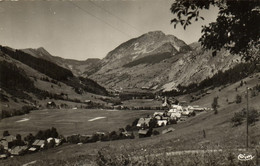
<box><xmin>0</xmin><ymin>109</ymin><xmax>155</xmax><ymax>137</ymax></box>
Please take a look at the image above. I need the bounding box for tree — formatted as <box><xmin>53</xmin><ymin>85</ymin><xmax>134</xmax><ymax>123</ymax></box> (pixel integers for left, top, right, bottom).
<box><xmin>24</xmin><ymin>133</ymin><xmax>35</xmax><ymax>146</ymax></box>
<box><xmin>212</xmin><ymin>96</ymin><xmax>219</xmax><ymax>114</ymax></box>
<box><xmin>235</xmin><ymin>94</ymin><xmax>242</xmax><ymax>104</ymax></box>
<box><xmin>3</xmin><ymin>130</ymin><xmax>10</xmax><ymax>137</ymax></box>
<box><xmin>170</xmin><ymin>1</ymin><xmax>260</xmax><ymax>61</ymax></box>
<box><xmin>248</xmin><ymin>108</ymin><xmax>259</xmax><ymax>125</ymax></box>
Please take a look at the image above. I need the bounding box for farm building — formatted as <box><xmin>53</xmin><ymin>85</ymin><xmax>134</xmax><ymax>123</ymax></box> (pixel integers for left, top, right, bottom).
<box><xmin>0</xmin><ymin>135</ymin><xmax>16</xmax><ymax>149</ymax></box>
<box><xmin>192</xmin><ymin>105</ymin><xmax>205</xmax><ymax>112</ymax></box>
<box><xmin>136</xmin><ymin>118</ymin><xmax>151</xmax><ymax>128</ymax></box>
<box><xmin>157</xmin><ymin>120</ymin><xmax>167</xmax><ymax>127</ymax></box>
<box><xmin>32</xmin><ymin>139</ymin><xmax>45</xmax><ymax>149</ymax></box>
<box><xmin>28</xmin><ymin>147</ymin><xmax>37</xmax><ymax>153</ymax></box>
<box><xmin>138</xmin><ymin>129</ymin><xmax>152</xmax><ymax>138</ymax></box>
<box><xmin>47</xmin><ymin>101</ymin><xmax>56</xmax><ymax>109</ymax></box>
<box><xmin>10</xmin><ymin>146</ymin><xmax>28</xmax><ymax>156</ymax></box>
<box><xmin>47</xmin><ymin>138</ymin><xmax>62</xmax><ymax>146</ymax></box>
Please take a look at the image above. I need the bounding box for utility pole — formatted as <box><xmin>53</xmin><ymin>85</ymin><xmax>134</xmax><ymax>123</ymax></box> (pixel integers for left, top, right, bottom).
<box><xmin>246</xmin><ymin>87</ymin><xmax>249</xmax><ymax>150</ymax></box>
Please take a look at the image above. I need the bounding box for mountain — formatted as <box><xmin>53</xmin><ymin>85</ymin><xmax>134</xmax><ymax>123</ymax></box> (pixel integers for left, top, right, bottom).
<box><xmin>0</xmin><ymin>45</ymin><xmax>109</xmax><ymax>118</ymax></box>
<box><xmin>22</xmin><ymin>47</ymin><xmax>100</xmax><ymax>77</ymax></box>
<box><xmin>89</xmin><ymin>31</ymin><xmax>241</xmax><ymax>91</ymax></box>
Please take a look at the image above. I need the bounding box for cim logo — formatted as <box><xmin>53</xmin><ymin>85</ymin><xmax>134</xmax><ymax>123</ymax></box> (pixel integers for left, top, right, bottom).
<box><xmin>238</xmin><ymin>153</ymin><xmax>254</xmax><ymax>161</ymax></box>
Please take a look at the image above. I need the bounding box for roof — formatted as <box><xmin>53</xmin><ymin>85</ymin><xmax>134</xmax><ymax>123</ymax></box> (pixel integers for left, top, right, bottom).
<box><xmin>138</xmin><ymin>129</ymin><xmax>149</xmax><ymax>135</ymax></box>
<box><xmin>157</xmin><ymin>120</ymin><xmax>167</xmax><ymax>126</ymax></box>
<box><xmin>2</xmin><ymin>135</ymin><xmax>16</xmax><ymax>142</ymax></box>
<box><xmin>162</xmin><ymin>127</ymin><xmax>175</xmax><ymax>134</ymax></box>
<box><xmin>10</xmin><ymin>146</ymin><xmax>28</xmax><ymax>155</ymax></box>
<box><xmin>32</xmin><ymin>139</ymin><xmax>45</xmax><ymax>147</ymax></box>
<box><xmin>0</xmin><ymin>154</ymin><xmax>7</xmax><ymax>159</ymax></box>
<box><xmin>137</xmin><ymin>118</ymin><xmax>151</xmax><ymax>127</ymax></box>
<box><xmin>0</xmin><ymin>140</ymin><xmax>8</xmax><ymax>147</ymax></box>
<box><xmin>28</xmin><ymin>147</ymin><xmax>37</xmax><ymax>151</ymax></box>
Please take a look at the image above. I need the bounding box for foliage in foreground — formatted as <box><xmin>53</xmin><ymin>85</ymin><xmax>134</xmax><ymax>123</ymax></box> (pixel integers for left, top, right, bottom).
<box><xmin>231</xmin><ymin>108</ymin><xmax>260</xmax><ymax>127</ymax></box>
<box><xmin>94</xmin><ymin>146</ymin><xmax>259</xmax><ymax>166</ymax></box>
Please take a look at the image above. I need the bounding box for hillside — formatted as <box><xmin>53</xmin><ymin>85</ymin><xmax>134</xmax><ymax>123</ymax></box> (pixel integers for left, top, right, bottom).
<box><xmin>0</xmin><ymin>46</ymin><xmax>109</xmax><ymax>119</ymax></box>
<box><xmin>1</xmin><ymin>72</ymin><xmax>259</xmax><ymax>165</ymax></box>
<box><xmin>89</xmin><ymin>31</ymin><xmax>241</xmax><ymax>92</ymax></box>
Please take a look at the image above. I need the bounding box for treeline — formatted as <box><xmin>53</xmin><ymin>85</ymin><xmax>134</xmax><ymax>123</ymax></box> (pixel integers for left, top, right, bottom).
<box><xmin>0</xmin><ymin>46</ymin><xmax>73</xmax><ymax>81</ymax></box>
<box><xmin>0</xmin><ymin>60</ymin><xmax>34</xmax><ymax>91</ymax></box>
<box><xmin>163</xmin><ymin>62</ymin><xmax>260</xmax><ymax>96</ymax></box>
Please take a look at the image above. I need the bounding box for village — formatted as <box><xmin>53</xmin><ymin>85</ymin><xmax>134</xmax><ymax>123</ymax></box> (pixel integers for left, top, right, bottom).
<box><xmin>0</xmin><ymin>98</ymin><xmax>209</xmax><ymax>160</ymax></box>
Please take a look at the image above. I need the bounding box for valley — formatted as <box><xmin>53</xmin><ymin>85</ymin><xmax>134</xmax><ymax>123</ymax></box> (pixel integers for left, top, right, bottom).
<box><xmin>0</xmin><ymin>31</ymin><xmax>259</xmax><ymax>166</ymax></box>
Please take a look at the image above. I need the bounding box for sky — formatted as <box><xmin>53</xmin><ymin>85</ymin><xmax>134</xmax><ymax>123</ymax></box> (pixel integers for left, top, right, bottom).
<box><xmin>0</xmin><ymin>0</ymin><xmax>218</xmax><ymax>60</ymax></box>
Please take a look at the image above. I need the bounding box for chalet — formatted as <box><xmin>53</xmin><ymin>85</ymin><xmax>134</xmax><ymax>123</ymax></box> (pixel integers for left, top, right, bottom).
<box><xmin>10</xmin><ymin>146</ymin><xmax>27</xmax><ymax>156</ymax></box>
<box><xmin>136</xmin><ymin>118</ymin><xmax>151</xmax><ymax>128</ymax></box>
<box><xmin>171</xmin><ymin>105</ymin><xmax>183</xmax><ymax>112</ymax></box>
<box><xmin>169</xmin><ymin>112</ymin><xmax>181</xmax><ymax>119</ymax></box>
<box><xmin>0</xmin><ymin>135</ymin><xmax>16</xmax><ymax>149</ymax></box>
<box><xmin>138</xmin><ymin>129</ymin><xmax>152</xmax><ymax>138</ymax></box>
<box><xmin>28</xmin><ymin>147</ymin><xmax>37</xmax><ymax>153</ymax></box>
<box><xmin>0</xmin><ymin>154</ymin><xmax>8</xmax><ymax>159</ymax></box>
<box><xmin>162</xmin><ymin>127</ymin><xmax>175</xmax><ymax>134</ymax></box>
<box><xmin>32</xmin><ymin>139</ymin><xmax>45</xmax><ymax>149</ymax></box>
<box><xmin>47</xmin><ymin>138</ymin><xmax>62</xmax><ymax>146</ymax></box>
<box><xmin>157</xmin><ymin>120</ymin><xmax>167</xmax><ymax>127</ymax></box>
<box><xmin>47</xmin><ymin>101</ymin><xmax>56</xmax><ymax>109</ymax></box>
<box><xmin>154</xmin><ymin>115</ymin><xmax>162</xmax><ymax>120</ymax></box>
<box><xmin>192</xmin><ymin>105</ymin><xmax>205</xmax><ymax>112</ymax></box>
<box><xmin>0</xmin><ymin>140</ymin><xmax>8</xmax><ymax>150</ymax></box>
<box><xmin>84</xmin><ymin>100</ymin><xmax>91</xmax><ymax>104</ymax></box>
<box><xmin>121</xmin><ymin>131</ymin><xmax>131</xmax><ymax>137</ymax></box>
<box><xmin>153</xmin><ymin>112</ymin><xmax>164</xmax><ymax>116</ymax></box>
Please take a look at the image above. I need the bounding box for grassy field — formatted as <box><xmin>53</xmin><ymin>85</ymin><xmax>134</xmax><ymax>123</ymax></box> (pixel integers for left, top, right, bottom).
<box><xmin>0</xmin><ymin>109</ymin><xmax>155</xmax><ymax>137</ymax></box>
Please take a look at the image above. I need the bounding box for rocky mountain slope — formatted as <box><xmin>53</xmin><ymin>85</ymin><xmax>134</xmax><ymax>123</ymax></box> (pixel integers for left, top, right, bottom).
<box><xmin>89</xmin><ymin>31</ymin><xmax>241</xmax><ymax>91</ymax></box>
<box><xmin>22</xmin><ymin>47</ymin><xmax>100</xmax><ymax>77</ymax></box>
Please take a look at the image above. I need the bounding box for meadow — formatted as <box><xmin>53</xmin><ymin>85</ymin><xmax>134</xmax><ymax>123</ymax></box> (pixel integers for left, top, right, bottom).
<box><xmin>0</xmin><ymin>108</ymin><xmax>155</xmax><ymax>137</ymax></box>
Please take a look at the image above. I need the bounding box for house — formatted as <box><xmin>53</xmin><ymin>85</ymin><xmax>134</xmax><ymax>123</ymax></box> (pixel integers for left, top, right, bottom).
<box><xmin>154</xmin><ymin>115</ymin><xmax>162</xmax><ymax>120</ymax></box>
<box><xmin>121</xmin><ymin>131</ymin><xmax>131</xmax><ymax>137</ymax></box>
<box><xmin>157</xmin><ymin>120</ymin><xmax>167</xmax><ymax>127</ymax></box>
<box><xmin>0</xmin><ymin>154</ymin><xmax>8</xmax><ymax>159</ymax></box>
<box><xmin>47</xmin><ymin>101</ymin><xmax>56</xmax><ymax>109</ymax></box>
<box><xmin>32</xmin><ymin>139</ymin><xmax>45</xmax><ymax>149</ymax></box>
<box><xmin>136</xmin><ymin>118</ymin><xmax>151</xmax><ymax>128</ymax></box>
<box><xmin>47</xmin><ymin>138</ymin><xmax>62</xmax><ymax>146</ymax></box>
<box><xmin>0</xmin><ymin>140</ymin><xmax>8</xmax><ymax>150</ymax></box>
<box><xmin>162</xmin><ymin>127</ymin><xmax>175</xmax><ymax>134</ymax></box>
<box><xmin>138</xmin><ymin>129</ymin><xmax>152</xmax><ymax>138</ymax></box>
<box><xmin>171</xmin><ymin>105</ymin><xmax>183</xmax><ymax>112</ymax></box>
<box><xmin>1</xmin><ymin>135</ymin><xmax>16</xmax><ymax>149</ymax></box>
<box><xmin>192</xmin><ymin>105</ymin><xmax>205</xmax><ymax>112</ymax></box>
<box><xmin>28</xmin><ymin>147</ymin><xmax>37</xmax><ymax>153</ymax></box>
<box><xmin>168</xmin><ymin>111</ymin><xmax>181</xmax><ymax>119</ymax></box>
<box><xmin>10</xmin><ymin>146</ymin><xmax>27</xmax><ymax>156</ymax></box>
<box><xmin>153</xmin><ymin>112</ymin><xmax>164</xmax><ymax>117</ymax></box>
<box><xmin>84</xmin><ymin>100</ymin><xmax>91</xmax><ymax>104</ymax></box>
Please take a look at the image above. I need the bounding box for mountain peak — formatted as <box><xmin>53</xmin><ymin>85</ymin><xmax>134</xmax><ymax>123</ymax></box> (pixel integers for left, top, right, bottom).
<box><xmin>147</xmin><ymin>30</ymin><xmax>165</xmax><ymax>36</ymax></box>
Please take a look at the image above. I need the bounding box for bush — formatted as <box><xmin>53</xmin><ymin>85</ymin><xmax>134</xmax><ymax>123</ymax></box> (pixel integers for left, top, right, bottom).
<box><xmin>169</xmin><ymin>119</ymin><xmax>177</xmax><ymax>124</ymax></box>
<box><xmin>231</xmin><ymin>108</ymin><xmax>259</xmax><ymax>126</ymax></box>
<box><xmin>248</xmin><ymin>109</ymin><xmax>259</xmax><ymax>125</ymax></box>
<box><xmin>153</xmin><ymin>130</ymin><xmax>160</xmax><ymax>135</ymax></box>
<box><xmin>231</xmin><ymin>111</ymin><xmax>245</xmax><ymax>126</ymax></box>
<box><xmin>235</xmin><ymin>94</ymin><xmax>242</xmax><ymax>104</ymax></box>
